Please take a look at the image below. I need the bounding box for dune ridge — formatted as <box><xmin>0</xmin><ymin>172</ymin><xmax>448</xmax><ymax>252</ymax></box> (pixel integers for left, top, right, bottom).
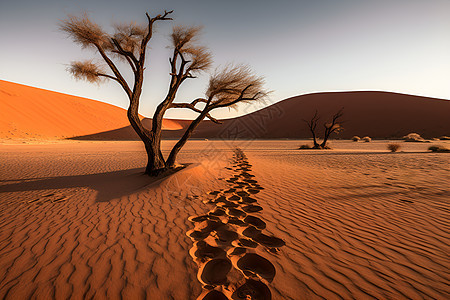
<box><xmin>72</xmin><ymin>91</ymin><xmax>450</xmax><ymax>141</ymax></box>
<box><xmin>0</xmin><ymin>80</ymin><xmax>183</xmax><ymax>140</ymax></box>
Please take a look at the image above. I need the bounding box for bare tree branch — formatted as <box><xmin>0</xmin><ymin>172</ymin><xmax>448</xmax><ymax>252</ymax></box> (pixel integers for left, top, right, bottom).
<box><xmin>95</xmin><ymin>45</ymin><xmax>132</xmax><ymax>99</ymax></box>
<box><xmin>169</xmin><ymin>101</ymin><xmax>222</xmax><ymax>124</ymax></box>
<box><xmin>140</xmin><ymin>10</ymin><xmax>173</xmax><ymax>65</ymax></box>
<box><xmin>111</xmin><ymin>38</ymin><xmax>138</xmax><ymax>73</ymax></box>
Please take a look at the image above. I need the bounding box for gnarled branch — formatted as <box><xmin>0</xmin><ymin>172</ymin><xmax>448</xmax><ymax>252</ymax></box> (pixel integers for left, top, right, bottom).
<box><xmin>169</xmin><ymin>101</ymin><xmax>222</xmax><ymax>124</ymax></box>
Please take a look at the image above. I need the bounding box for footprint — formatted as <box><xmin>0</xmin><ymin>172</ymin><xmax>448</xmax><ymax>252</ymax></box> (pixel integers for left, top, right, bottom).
<box><xmin>239</xmin><ymin>197</ymin><xmax>257</xmax><ymax>204</ymax></box>
<box><xmin>192</xmin><ymin>241</ymin><xmax>226</xmax><ymax>261</ymax></box>
<box><xmin>241</xmin><ymin>173</ymin><xmax>255</xmax><ymax>178</ymax></box>
<box><xmin>231</xmin><ymin>279</ymin><xmax>272</xmax><ymax>300</ymax></box>
<box><xmin>195</xmin><ymin>220</ymin><xmax>226</xmax><ymax>233</ymax></box>
<box><xmin>226</xmin><ymin>208</ymin><xmax>247</xmax><ymax>218</ymax></box>
<box><xmin>228</xmin><ymin>195</ymin><xmax>241</xmax><ymax>201</ymax></box>
<box><xmin>227</xmin><ymin>217</ymin><xmax>247</xmax><ymax>227</ymax></box>
<box><xmin>233</xmin><ymin>238</ymin><xmax>258</xmax><ymax>248</ymax></box>
<box><xmin>209</xmin><ymin>208</ymin><xmax>226</xmax><ymax>217</ymax></box>
<box><xmin>198</xmin><ymin>290</ymin><xmax>228</xmax><ymax>300</ymax></box>
<box><xmin>242</xmin><ymin>205</ymin><xmax>263</xmax><ymax>213</ymax></box>
<box><xmin>243</xmin><ymin>216</ymin><xmax>266</xmax><ymax>230</ymax></box>
<box><xmin>241</xmin><ymin>226</ymin><xmax>262</xmax><ymax>239</ymax></box>
<box><xmin>188</xmin><ymin>215</ymin><xmax>210</xmax><ymax>223</ymax></box>
<box><xmin>187</xmin><ymin>230</ymin><xmax>211</xmax><ymax>241</ymax></box>
<box><xmin>236</xmin><ymin>253</ymin><xmax>276</xmax><ymax>283</ymax></box>
<box><xmin>236</xmin><ymin>191</ymin><xmax>250</xmax><ymax>197</ymax></box>
<box><xmin>213</xmin><ymin>195</ymin><xmax>227</xmax><ymax>203</ymax></box>
<box><xmin>252</xmin><ymin>234</ymin><xmax>286</xmax><ymax>248</ymax></box>
<box><xmin>246</xmin><ymin>188</ymin><xmax>261</xmax><ymax>194</ymax></box>
<box><xmin>215</xmin><ymin>229</ymin><xmax>239</xmax><ymax>244</ymax></box>
<box><xmin>198</xmin><ymin>258</ymin><xmax>232</xmax><ymax>286</ymax></box>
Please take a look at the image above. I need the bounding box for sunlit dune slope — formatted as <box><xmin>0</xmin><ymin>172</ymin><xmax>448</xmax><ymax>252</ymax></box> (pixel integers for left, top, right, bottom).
<box><xmin>188</xmin><ymin>91</ymin><xmax>450</xmax><ymax>140</ymax></box>
<box><xmin>74</xmin><ymin>91</ymin><xmax>450</xmax><ymax>140</ymax></box>
<box><xmin>0</xmin><ymin>80</ymin><xmax>182</xmax><ymax>139</ymax></box>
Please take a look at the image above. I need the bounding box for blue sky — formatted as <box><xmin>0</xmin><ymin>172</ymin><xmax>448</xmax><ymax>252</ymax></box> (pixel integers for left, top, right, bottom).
<box><xmin>1</xmin><ymin>0</ymin><xmax>449</xmax><ymax>119</ymax></box>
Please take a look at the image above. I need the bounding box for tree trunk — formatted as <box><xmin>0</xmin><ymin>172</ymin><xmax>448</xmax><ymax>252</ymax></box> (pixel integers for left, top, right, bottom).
<box><xmin>144</xmin><ymin>138</ymin><xmax>166</xmax><ymax>175</ymax></box>
<box><xmin>312</xmin><ymin>132</ymin><xmax>320</xmax><ymax>148</ymax></box>
<box><xmin>166</xmin><ymin>112</ymin><xmax>206</xmax><ymax>168</ymax></box>
<box><xmin>320</xmin><ymin>131</ymin><xmax>330</xmax><ymax>149</ymax></box>
<box><xmin>127</xmin><ymin>105</ymin><xmax>166</xmax><ymax>176</ymax></box>
<box><xmin>320</xmin><ymin>128</ymin><xmax>331</xmax><ymax>149</ymax></box>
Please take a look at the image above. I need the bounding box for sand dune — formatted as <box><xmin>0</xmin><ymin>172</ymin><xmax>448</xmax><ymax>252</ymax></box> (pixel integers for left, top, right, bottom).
<box><xmin>1</xmin><ymin>140</ymin><xmax>449</xmax><ymax>299</ymax></box>
<box><xmin>189</xmin><ymin>91</ymin><xmax>450</xmax><ymax>140</ymax></box>
<box><xmin>72</xmin><ymin>91</ymin><xmax>450</xmax><ymax>141</ymax></box>
<box><xmin>2</xmin><ymin>81</ymin><xmax>448</xmax><ymax>141</ymax></box>
<box><xmin>0</xmin><ymin>80</ymin><xmax>183</xmax><ymax>140</ymax></box>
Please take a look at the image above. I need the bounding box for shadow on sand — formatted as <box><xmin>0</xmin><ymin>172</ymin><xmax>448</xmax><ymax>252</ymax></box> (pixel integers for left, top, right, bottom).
<box><xmin>0</xmin><ymin>166</ymin><xmax>187</xmax><ymax>202</ymax></box>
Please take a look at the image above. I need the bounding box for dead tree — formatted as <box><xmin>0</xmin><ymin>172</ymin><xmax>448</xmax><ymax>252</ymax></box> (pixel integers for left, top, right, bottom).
<box><xmin>60</xmin><ymin>12</ymin><xmax>266</xmax><ymax>175</ymax></box>
<box><xmin>167</xmin><ymin>65</ymin><xmax>266</xmax><ymax>167</ymax></box>
<box><xmin>304</xmin><ymin>108</ymin><xmax>344</xmax><ymax>149</ymax></box>
<box><xmin>304</xmin><ymin>110</ymin><xmax>320</xmax><ymax>148</ymax></box>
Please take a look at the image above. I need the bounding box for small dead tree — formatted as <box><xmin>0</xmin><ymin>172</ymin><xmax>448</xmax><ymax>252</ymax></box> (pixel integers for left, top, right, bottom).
<box><xmin>303</xmin><ymin>108</ymin><xmax>344</xmax><ymax>149</ymax></box>
<box><xmin>60</xmin><ymin>11</ymin><xmax>266</xmax><ymax>175</ymax></box>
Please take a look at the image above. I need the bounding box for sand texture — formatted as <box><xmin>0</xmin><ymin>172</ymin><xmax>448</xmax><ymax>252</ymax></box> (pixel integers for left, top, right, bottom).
<box><xmin>0</xmin><ymin>140</ymin><xmax>449</xmax><ymax>299</ymax></box>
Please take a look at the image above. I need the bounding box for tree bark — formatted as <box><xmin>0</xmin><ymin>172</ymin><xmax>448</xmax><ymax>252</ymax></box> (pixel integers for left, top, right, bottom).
<box><xmin>166</xmin><ymin>111</ymin><xmax>207</xmax><ymax>168</ymax></box>
<box><xmin>127</xmin><ymin>91</ymin><xmax>166</xmax><ymax>175</ymax></box>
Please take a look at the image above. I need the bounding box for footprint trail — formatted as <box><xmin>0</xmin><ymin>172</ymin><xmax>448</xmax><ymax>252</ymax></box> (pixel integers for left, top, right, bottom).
<box><xmin>187</xmin><ymin>148</ymin><xmax>285</xmax><ymax>300</ymax></box>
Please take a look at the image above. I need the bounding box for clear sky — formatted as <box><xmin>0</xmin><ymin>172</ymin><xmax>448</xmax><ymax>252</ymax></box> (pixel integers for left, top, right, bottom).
<box><xmin>1</xmin><ymin>0</ymin><xmax>449</xmax><ymax>119</ymax></box>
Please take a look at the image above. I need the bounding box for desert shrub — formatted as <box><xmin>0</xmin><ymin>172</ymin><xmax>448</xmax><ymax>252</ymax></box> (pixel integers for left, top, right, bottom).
<box><xmin>387</xmin><ymin>143</ymin><xmax>401</xmax><ymax>152</ymax></box>
<box><xmin>352</xmin><ymin>136</ymin><xmax>360</xmax><ymax>142</ymax></box>
<box><xmin>298</xmin><ymin>144</ymin><xmax>311</xmax><ymax>149</ymax></box>
<box><xmin>428</xmin><ymin>145</ymin><xmax>450</xmax><ymax>152</ymax></box>
<box><xmin>403</xmin><ymin>132</ymin><xmax>425</xmax><ymax>142</ymax></box>
<box><xmin>362</xmin><ymin>136</ymin><xmax>371</xmax><ymax>142</ymax></box>
<box><xmin>439</xmin><ymin>136</ymin><xmax>450</xmax><ymax>140</ymax></box>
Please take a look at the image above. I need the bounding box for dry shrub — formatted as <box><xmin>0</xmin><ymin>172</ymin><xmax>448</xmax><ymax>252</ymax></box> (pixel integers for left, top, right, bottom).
<box><xmin>428</xmin><ymin>145</ymin><xmax>450</xmax><ymax>152</ymax></box>
<box><xmin>387</xmin><ymin>143</ymin><xmax>401</xmax><ymax>152</ymax></box>
<box><xmin>298</xmin><ymin>144</ymin><xmax>311</xmax><ymax>149</ymax></box>
<box><xmin>352</xmin><ymin>136</ymin><xmax>360</xmax><ymax>142</ymax></box>
<box><xmin>362</xmin><ymin>136</ymin><xmax>371</xmax><ymax>142</ymax></box>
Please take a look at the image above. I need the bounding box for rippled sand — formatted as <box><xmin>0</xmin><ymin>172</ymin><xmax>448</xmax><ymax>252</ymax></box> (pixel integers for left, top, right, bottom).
<box><xmin>0</xmin><ymin>140</ymin><xmax>449</xmax><ymax>299</ymax></box>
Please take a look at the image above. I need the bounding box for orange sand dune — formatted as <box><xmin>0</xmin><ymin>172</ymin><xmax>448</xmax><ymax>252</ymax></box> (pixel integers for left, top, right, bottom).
<box><xmin>0</xmin><ymin>80</ymin><xmax>182</xmax><ymax>140</ymax></box>
<box><xmin>72</xmin><ymin>91</ymin><xmax>450</xmax><ymax>141</ymax></box>
<box><xmin>190</xmin><ymin>91</ymin><xmax>450</xmax><ymax>140</ymax></box>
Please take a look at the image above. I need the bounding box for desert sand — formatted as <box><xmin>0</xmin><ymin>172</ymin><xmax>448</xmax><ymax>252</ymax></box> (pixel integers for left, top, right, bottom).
<box><xmin>1</xmin><ymin>140</ymin><xmax>449</xmax><ymax>299</ymax></box>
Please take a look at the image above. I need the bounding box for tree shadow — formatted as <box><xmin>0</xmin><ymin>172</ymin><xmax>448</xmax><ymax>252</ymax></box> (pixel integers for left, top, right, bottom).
<box><xmin>0</xmin><ymin>166</ymin><xmax>186</xmax><ymax>203</ymax></box>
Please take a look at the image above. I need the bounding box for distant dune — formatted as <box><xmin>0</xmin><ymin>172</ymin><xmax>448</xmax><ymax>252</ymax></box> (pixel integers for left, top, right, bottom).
<box><xmin>0</xmin><ymin>80</ymin><xmax>181</xmax><ymax>140</ymax></box>
<box><xmin>75</xmin><ymin>91</ymin><xmax>450</xmax><ymax>140</ymax></box>
<box><xmin>204</xmin><ymin>91</ymin><xmax>449</xmax><ymax>139</ymax></box>
<box><xmin>1</xmin><ymin>80</ymin><xmax>449</xmax><ymax>140</ymax></box>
